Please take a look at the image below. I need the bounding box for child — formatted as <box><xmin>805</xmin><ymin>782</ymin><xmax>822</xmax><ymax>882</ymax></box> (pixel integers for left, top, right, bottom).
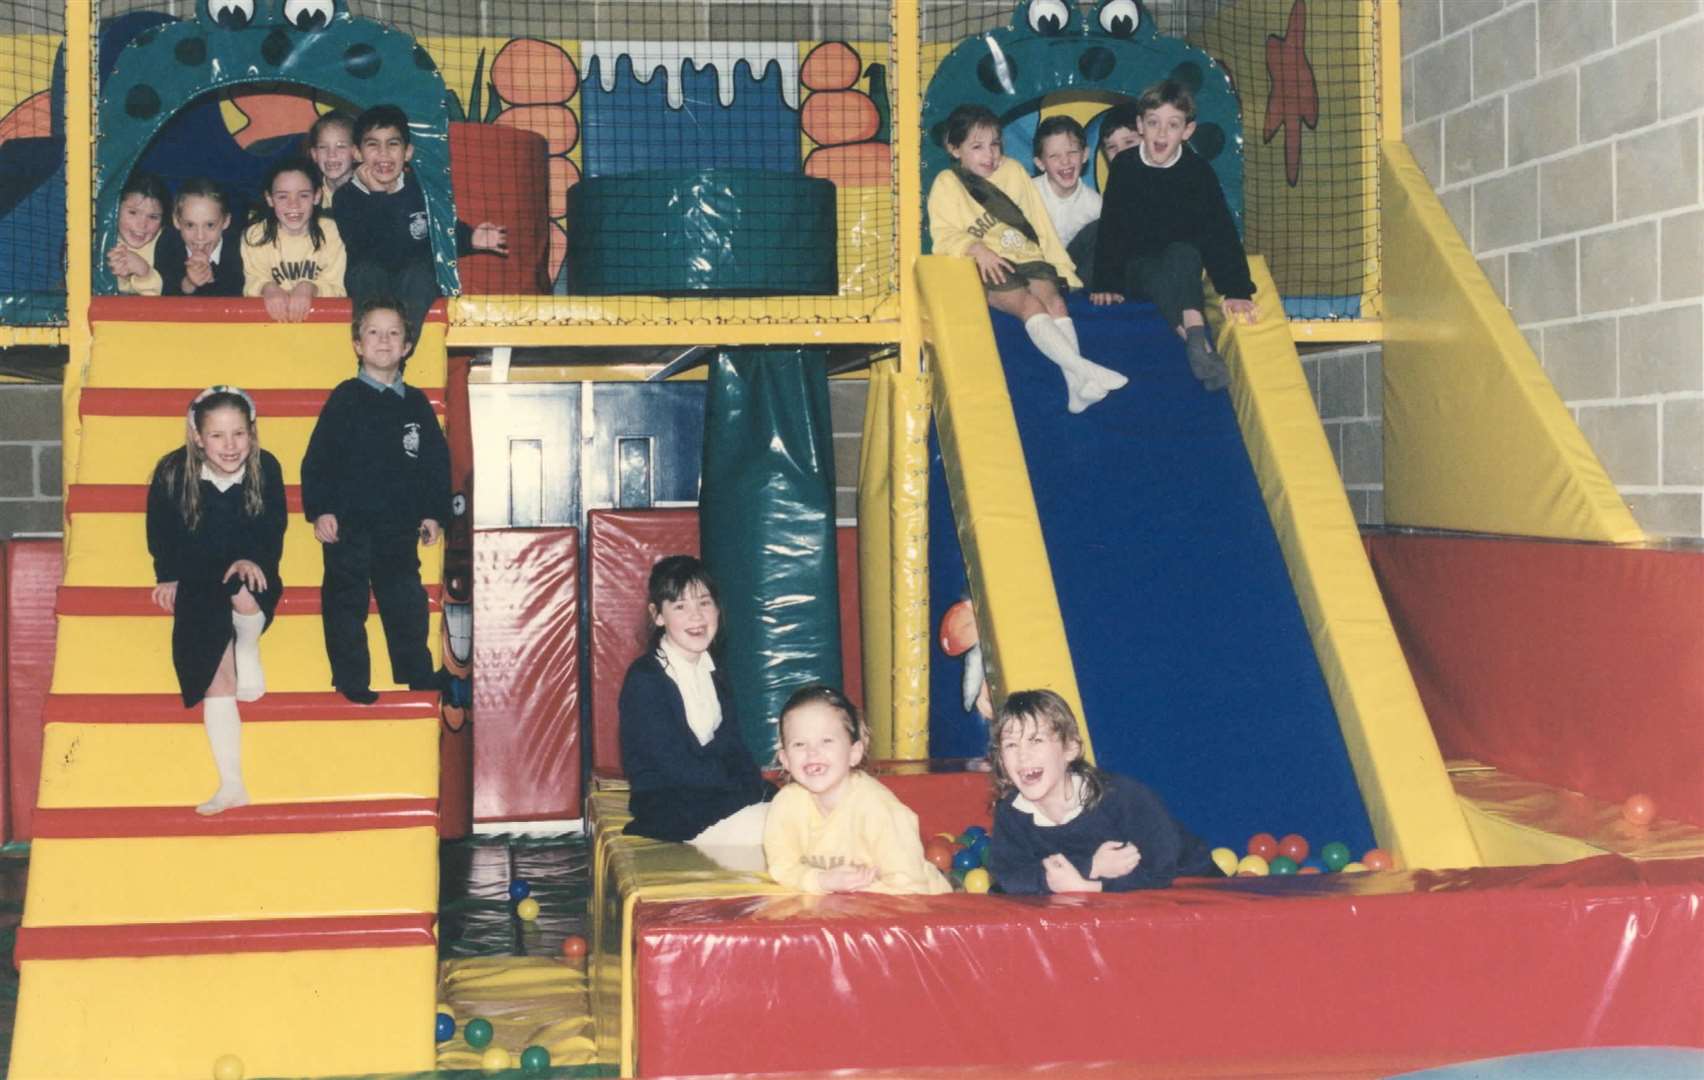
<box><xmin>300</xmin><ymin>296</ymin><xmax>448</xmax><ymax>704</ymax></box>
<box><xmin>108</xmin><ymin>172</ymin><xmax>167</xmax><ymax>296</ymax></box>
<box><xmin>242</xmin><ymin>156</ymin><xmax>347</xmax><ymax>323</ymax></box>
<box><xmin>1031</xmin><ymin>115</ymin><xmax>1101</xmax><ymax>280</ymax></box>
<box><xmin>1097</xmin><ymin>103</ymin><xmax>1143</xmax><ymax>165</ymax></box>
<box><xmin>157</xmin><ymin>178</ymin><xmax>245</xmax><ymax>297</ymax></box>
<box><xmin>1091</xmin><ymin>81</ymin><xmax>1258</xmax><ymax>391</ymax></box>
<box><xmin>333</xmin><ymin>104</ymin><xmax>508</xmax><ymax>341</ymax></box>
<box><xmin>618</xmin><ymin>555</ymin><xmax>774</xmax><ymax>845</ymax></box>
<box><xmin>306</xmin><ymin>110</ymin><xmax>357</xmax><ymax>208</ymax></box>
<box><xmin>764</xmin><ymin>685</ymin><xmax>950</xmax><ymax>894</ymax></box>
<box><xmin>988</xmin><ymin>689</ymin><xmax>1220</xmax><ymax>893</ymax></box>
<box><xmin>928</xmin><ymin>104</ymin><xmax>1127</xmax><ymax>415</ymax></box>
<box><xmin>146</xmin><ymin>386</ymin><xmax>287</xmax><ymax>814</ymax></box>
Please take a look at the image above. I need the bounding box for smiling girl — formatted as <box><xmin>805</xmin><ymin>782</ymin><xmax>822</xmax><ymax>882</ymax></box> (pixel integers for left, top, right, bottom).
<box><xmin>108</xmin><ymin>172</ymin><xmax>168</xmax><ymax>296</ymax></box>
<box><xmin>158</xmin><ymin>179</ymin><xmax>244</xmax><ymax>297</ymax></box>
<box><xmin>242</xmin><ymin>156</ymin><xmax>346</xmax><ymax>322</ymax></box>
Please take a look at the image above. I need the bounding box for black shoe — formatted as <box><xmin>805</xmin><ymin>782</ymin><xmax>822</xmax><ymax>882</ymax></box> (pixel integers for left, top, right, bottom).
<box><xmin>339</xmin><ymin>686</ymin><xmax>380</xmax><ymax>705</ymax></box>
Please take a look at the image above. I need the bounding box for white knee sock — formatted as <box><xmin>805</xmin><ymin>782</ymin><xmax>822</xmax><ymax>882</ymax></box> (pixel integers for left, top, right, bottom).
<box><xmin>1025</xmin><ymin>314</ymin><xmax>1107</xmax><ymax>414</ymax></box>
<box><xmin>197</xmin><ymin>696</ymin><xmax>250</xmax><ymax>816</ymax></box>
<box><xmin>232</xmin><ymin>609</ymin><xmax>266</xmax><ymax>703</ymax></box>
<box><xmin>1053</xmin><ymin>316</ymin><xmax>1129</xmax><ymax>392</ymax></box>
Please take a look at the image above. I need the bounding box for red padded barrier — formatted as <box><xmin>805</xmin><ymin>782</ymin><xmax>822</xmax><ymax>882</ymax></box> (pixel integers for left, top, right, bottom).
<box><xmin>636</xmin><ymin>856</ymin><xmax>1704</xmax><ymax>1077</ymax></box>
<box><xmin>6</xmin><ymin>538</ymin><xmax>60</xmax><ymax>842</ymax></box>
<box><xmin>873</xmin><ymin>769</ymin><xmax>990</xmax><ymax>841</ymax></box>
<box><xmin>1366</xmin><ymin>533</ymin><xmax>1704</xmax><ymax>826</ymax></box>
<box><xmin>471</xmin><ymin>529</ymin><xmax>581</xmax><ymax>821</ymax></box>
<box><xmin>87</xmin><ymin>297</ymin><xmax>446</xmax><ymax>324</ymax></box>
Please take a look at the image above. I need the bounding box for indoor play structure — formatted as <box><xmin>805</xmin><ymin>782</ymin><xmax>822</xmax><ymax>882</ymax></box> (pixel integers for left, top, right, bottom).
<box><xmin>0</xmin><ymin>0</ymin><xmax>1699</xmax><ymax>1077</ymax></box>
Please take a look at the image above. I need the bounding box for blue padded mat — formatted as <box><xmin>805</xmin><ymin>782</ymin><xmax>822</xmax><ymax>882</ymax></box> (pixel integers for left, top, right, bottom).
<box><xmin>928</xmin><ymin>296</ymin><xmax>1375</xmax><ymax>853</ymax></box>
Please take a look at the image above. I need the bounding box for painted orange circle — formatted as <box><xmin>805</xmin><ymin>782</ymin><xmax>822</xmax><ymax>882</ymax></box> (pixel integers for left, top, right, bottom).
<box><xmin>801</xmin><ymin>42</ymin><xmax>861</xmax><ymax>92</ymax></box>
<box><xmin>495</xmin><ymin>104</ymin><xmax>579</xmax><ymax>156</ymax></box>
<box><xmin>491</xmin><ymin>38</ymin><xmax>580</xmax><ymax>105</ymax></box>
<box><xmin>802</xmin><ymin>90</ymin><xmax>880</xmax><ymax>146</ymax></box>
<box><xmin>547</xmin><ymin>156</ymin><xmax>581</xmax><ymax>218</ymax></box>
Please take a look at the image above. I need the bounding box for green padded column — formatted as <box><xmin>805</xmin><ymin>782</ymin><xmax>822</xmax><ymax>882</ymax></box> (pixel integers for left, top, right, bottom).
<box><xmin>701</xmin><ymin>350</ymin><xmax>843</xmax><ymax>759</ymax></box>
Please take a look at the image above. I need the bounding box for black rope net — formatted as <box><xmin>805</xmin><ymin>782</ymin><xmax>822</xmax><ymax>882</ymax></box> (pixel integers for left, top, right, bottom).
<box><xmin>0</xmin><ymin>0</ymin><xmax>66</xmax><ymax>326</ymax></box>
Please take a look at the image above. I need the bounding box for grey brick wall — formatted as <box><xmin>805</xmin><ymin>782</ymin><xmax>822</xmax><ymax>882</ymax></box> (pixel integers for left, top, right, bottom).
<box><xmin>1300</xmin><ymin>345</ymin><xmax>1386</xmax><ymax>526</ymax></box>
<box><xmin>0</xmin><ymin>384</ymin><xmax>64</xmax><ymax>538</ymax></box>
<box><xmin>1402</xmin><ymin>0</ymin><xmax>1704</xmax><ymax>536</ymax></box>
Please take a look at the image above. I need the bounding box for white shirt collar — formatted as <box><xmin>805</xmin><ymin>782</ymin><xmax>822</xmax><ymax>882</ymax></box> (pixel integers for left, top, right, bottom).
<box><xmin>1012</xmin><ymin>772</ymin><xmax>1088</xmax><ymax>827</ymax></box>
<box><xmin>351</xmin><ymin>171</ymin><xmax>406</xmax><ymax>195</ymax></box>
<box><xmin>658</xmin><ymin>638</ymin><xmax>721</xmax><ymax>746</ymax></box>
<box><xmin>200</xmin><ymin>461</ymin><xmax>245</xmax><ymax>493</ymax></box>
<box><xmin>1139</xmin><ymin>143</ymin><xmax>1185</xmax><ymax>169</ymax></box>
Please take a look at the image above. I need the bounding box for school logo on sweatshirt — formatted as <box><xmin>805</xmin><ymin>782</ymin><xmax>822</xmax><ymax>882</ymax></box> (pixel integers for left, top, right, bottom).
<box><xmin>270</xmin><ymin>260</ymin><xmax>322</xmax><ymax>285</ymax></box>
<box><xmin>409</xmin><ymin>211</ymin><xmax>428</xmax><ymax>241</ymax></box>
<box><xmin>402</xmin><ymin>422</ymin><xmax>421</xmax><ymax>458</ymax></box>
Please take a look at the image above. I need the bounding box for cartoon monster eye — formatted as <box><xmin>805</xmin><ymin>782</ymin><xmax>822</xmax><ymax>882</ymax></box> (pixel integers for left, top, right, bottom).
<box><xmin>209</xmin><ymin>0</ymin><xmax>256</xmax><ymax>29</ymax></box>
<box><xmin>1027</xmin><ymin>0</ymin><xmax>1072</xmax><ymax>36</ymax></box>
<box><xmin>1098</xmin><ymin>0</ymin><xmax>1142</xmax><ymax>37</ymax></box>
<box><xmin>282</xmin><ymin>0</ymin><xmax>334</xmax><ymax>31</ymax></box>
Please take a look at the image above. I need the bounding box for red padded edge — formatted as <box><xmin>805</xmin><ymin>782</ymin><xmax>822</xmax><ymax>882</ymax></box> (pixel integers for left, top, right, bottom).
<box><xmin>88</xmin><ymin>297</ymin><xmax>447</xmax><ymax>324</ymax></box>
<box><xmin>1366</xmin><ymin>533</ymin><xmax>1704</xmax><ymax>826</ymax></box>
<box><xmin>874</xmin><ymin>769</ymin><xmax>991</xmax><ymax>841</ymax></box>
<box><xmin>636</xmin><ymin>856</ymin><xmax>1704</xmax><ymax>1076</ymax></box>
<box><xmin>68</xmin><ymin>483</ymin><xmax>304</xmax><ymax>515</ymax></box>
<box><xmin>55</xmin><ymin>584</ymin><xmax>441</xmax><ymax>617</ymax></box>
<box><xmin>80</xmin><ymin>387</ymin><xmax>445</xmax><ymax>418</ymax></box>
<box><xmin>470</xmin><ymin>528</ymin><xmax>581</xmax><ymax>821</ymax></box>
<box><xmin>6</xmin><ymin>539</ymin><xmax>61</xmax><ymax>842</ymax></box>
<box><xmin>44</xmin><ymin>691</ymin><xmax>440</xmax><ymax>724</ymax></box>
<box><xmin>31</xmin><ymin>798</ymin><xmax>437</xmax><ymax>839</ymax></box>
<box><xmin>16</xmin><ymin>912</ymin><xmax>437</xmax><ymax>961</ymax></box>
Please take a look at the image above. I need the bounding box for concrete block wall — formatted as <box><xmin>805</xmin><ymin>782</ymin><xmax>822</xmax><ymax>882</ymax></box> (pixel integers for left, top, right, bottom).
<box><xmin>1299</xmin><ymin>346</ymin><xmax>1386</xmax><ymax>526</ymax></box>
<box><xmin>0</xmin><ymin>385</ymin><xmax>64</xmax><ymax>539</ymax></box>
<box><xmin>1402</xmin><ymin>0</ymin><xmax>1704</xmax><ymax>536</ymax></box>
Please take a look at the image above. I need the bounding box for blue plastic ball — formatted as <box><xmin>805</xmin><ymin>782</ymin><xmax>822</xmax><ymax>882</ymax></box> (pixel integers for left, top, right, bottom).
<box><xmin>961</xmin><ymin>825</ymin><xmax>988</xmax><ymax>842</ymax></box>
<box><xmin>508</xmin><ymin>879</ymin><xmax>531</xmax><ymax>901</ymax></box>
<box><xmin>434</xmin><ymin>1012</ymin><xmax>455</xmax><ymax>1042</ymax></box>
<box><xmin>969</xmin><ymin>835</ymin><xmax>991</xmax><ymax>864</ymax></box>
<box><xmin>951</xmin><ymin>848</ymin><xmax>980</xmax><ymax>872</ymax></box>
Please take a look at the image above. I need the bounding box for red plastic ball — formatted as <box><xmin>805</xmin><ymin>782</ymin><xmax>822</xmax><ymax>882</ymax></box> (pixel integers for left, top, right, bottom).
<box><xmin>938</xmin><ymin>600</ymin><xmax>978</xmax><ymax>656</ymax></box>
<box><xmin>1298</xmin><ymin>865</ymin><xmax>1321</xmax><ymax>875</ymax></box>
<box><xmin>1277</xmin><ymin>833</ymin><xmax>1309</xmax><ymax>863</ymax></box>
<box><xmin>1622</xmin><ymin>794</ymin><xmax>1657</xmax><ymax>826</ymax></box>
<box><xmin>560</xmin><ymin>934</ymin><xmax>588</xmax><ymax>961</ymax></box>
<box><xmin>1362</xmin><ymin>848</ymin><xmax>1394</xmax><ymax>871</ymax></box>
<box><xmin>1246</xmin><ymin>833</ymin><xmax>1279</xmax><ymax>861</ymax></box>
<box><xmin>924</xmin><ymin>838</ymin><xmax>957</xmax><ymax>871</ymax></box>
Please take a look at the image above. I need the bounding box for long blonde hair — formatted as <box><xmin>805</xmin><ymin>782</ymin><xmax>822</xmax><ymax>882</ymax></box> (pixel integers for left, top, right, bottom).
<box><xmin>152</xmin><ymin>387</ymin><xmax>264</xmax><ymax>529</ymax></box>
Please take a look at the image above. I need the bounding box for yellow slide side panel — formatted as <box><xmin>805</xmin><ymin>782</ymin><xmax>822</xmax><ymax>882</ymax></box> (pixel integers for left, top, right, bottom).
<box><xmin>85</xmin><ymin>319</ymin><xmax>447</xmax><ymax>390</ymax></box>
<box><xmin>37</xmin><ymin>718</ymin><xmax>439</xmax><ymax>808</ymax></box>
<box><xmin>10</xmin><ymin>946</ymin><xmax>437</xmax><ymax>1080</ymax></box>
<box><xmin>1380</xmin><ymin>142</ymin><xmax>1641</xmax><ymax>541</ymax></box>
<box><xmin>51</xmin><ymin>612</ymin><xmax>442</xmax><ymax>695</ymax></box>
<box><xmin>1221</xmin><ymin>256</ymin><xmax>1478</xmax><ymax>870</ymax></box>
<box><xmin>63</xmin><ymin>511</ymin><xmax>441</xmax><ymax>587</ymax></box>
<box><xmin>857</xmin><ymin>362</ymin><xmax>897</xmax><ymax>756</ymax></box>
<box><xmin>915</xmin><ymin>256</ymin><xmax>1093</xmax><ymax>761</ymax></box>
<box><xmin>25</xmin><ymin>827</ymin><xmax>438</xmax><ymax>927</ymax></box>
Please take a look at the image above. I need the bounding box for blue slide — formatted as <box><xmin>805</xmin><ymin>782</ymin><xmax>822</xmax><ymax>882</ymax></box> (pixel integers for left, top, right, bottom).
<box><xmin>928</xmin><ymin>297</ymin><xmax>1376</xmax><ymax>854</ymax></box>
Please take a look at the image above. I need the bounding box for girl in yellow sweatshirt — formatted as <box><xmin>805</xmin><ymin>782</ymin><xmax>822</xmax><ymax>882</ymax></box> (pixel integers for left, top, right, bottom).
<box><xmin>764</xmin><ymin>685</ymin><xmax>950</xmax><ymax>895</ymax></box>
<box><xmin>242</xmin><ymin>157</ymin><xmax>346</xmax><ymax>323</ymax></box>
<box><xmin>108</xmin><ymin>173</ymin><xmax>167</xmax><ymax>296</ymax></box>
<box><xmin>928</xmin><ymin>104</ymin><xmax>1127</xmax><ymax>414</ymax></box>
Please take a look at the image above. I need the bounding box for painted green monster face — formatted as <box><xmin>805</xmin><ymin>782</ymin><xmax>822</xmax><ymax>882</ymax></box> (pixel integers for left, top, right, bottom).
<box><xmin>94</xmin><ymin>0</ymin><xmax>459</xmax><ymax>294</ymax></box>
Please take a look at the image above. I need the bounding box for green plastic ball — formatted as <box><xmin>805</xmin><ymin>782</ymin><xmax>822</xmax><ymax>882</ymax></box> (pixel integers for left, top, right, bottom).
<box><xmin>1268</xmin><ymin>855</ymin><xmax>1298</xmax><ymax>875</ymax></box>
<box><xmin>520</xmin><ymin>1045</ymin><xmax>551</xmax><ymax>1075</ymax></box>
<box><xmin>464</xmin><ymin>1017</ymin><xmax>494</xmax><ymax>1049</ymax></box>
<box><xmin>1320</xmin><ymin>841</ymin><xmax>1352</xmax><ymax>871</ymax></box>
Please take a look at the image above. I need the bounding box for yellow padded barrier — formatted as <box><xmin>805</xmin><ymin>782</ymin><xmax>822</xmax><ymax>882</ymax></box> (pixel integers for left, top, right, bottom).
<box><xmin>1450</xmin><ymin>765</ymin><xmax>1704</xmax><ymax>866</ymax></box>
<box><xmin>914</xmin><ymin>256</ymin><xmax>1094</xmax><ymax>760</ymax></box>
<box><xmin>25</xmin><ymin>828</ymin><xmax>439</xmax><ymax>927</ymax></box>
<box><xmin>857</xmin><ymin>361</ymin><xmax>898</xmax><ymax>756</ymax></box>
<box><xmin>10</xmin><ymin>946</ymin><xmax>438</xmax><ymax>1080</ymax></box>
<box><xmin>77</xmin><ymin>416</ymin><xmax>319</xmax><ymax>486</ymax></box>
<box><xmin>51</xmin><ymin>612</ymin><xmax>442</xmax><ymax>695</ymax></box>
<box><xmin>37</xmin><ymin>719</ymin><xmax>439</xmax><ymax>808</ymax></box>
<box><xmin>1220</xmin><ymin>255</ymin><xmax>1478</xmax><ymax>870</ymax></box>
<box><xmin>83</xmin><ymin>319</ymin><xmax>447</xmax><ymax>390</ymax></box>
<box><xmin>436</xmin><ymin>957</ymin><xmax>598</xmax><ymax>1073</ymax></box>
<box><xmin>1380</xmin><ymin>142</ymin><xmax>1642</xmax><ymax>542</ymax></box>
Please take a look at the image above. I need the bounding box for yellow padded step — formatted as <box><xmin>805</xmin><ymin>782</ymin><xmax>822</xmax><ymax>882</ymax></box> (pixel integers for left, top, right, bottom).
<box><xmin>85</xmin><ymin>319</ymin><xmax>447</xmax><ymax>389</ymax></box>
<box><xmin>37</xmin><ymin>718</ymin><xmax>439</xmax><ymax>808</ymax></box>
<box><xmin>76</xmin><ymin>416</ymin><xmax>319</xmax><ymax>486</ymax></box>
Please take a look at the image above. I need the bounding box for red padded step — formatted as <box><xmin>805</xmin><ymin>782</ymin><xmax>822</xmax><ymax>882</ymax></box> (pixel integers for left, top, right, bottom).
<box><xmin>31</xmin><ymin>798</ymin><xmax>437</xmax><ymax>839</ymax></box>
<box><xmin>16</xmin><ymin>912</ymin><xmax>437</xmax><ymax>961</ymax></box>
<box><xmin>44</xmin><ymin>691</ymin><xmax>440</xmax><ymax>724</ymax></box>
<box><xmin>68</xmin><ymin>483</ymin><xmax>304</xmax><ymax>515</ymax></box>
<box><xmin>80</xmin><ymin>387</ymin><xmax>444</xmax><ymax>418</ymax></box>
<box><xmin>55</xmin><ymin>584</ymin><xmax>442</xmax><ymax>617</ymax></box>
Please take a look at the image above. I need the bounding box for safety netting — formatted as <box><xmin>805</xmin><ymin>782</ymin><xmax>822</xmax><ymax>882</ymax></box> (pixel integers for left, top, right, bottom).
<box><xmin>0</xmin><ymin>0</ymin><xmax>65</xmax><ymax>325</ymax></box>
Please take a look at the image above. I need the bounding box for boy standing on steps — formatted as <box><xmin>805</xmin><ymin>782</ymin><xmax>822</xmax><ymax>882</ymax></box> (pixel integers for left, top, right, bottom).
<box><xmin>301</xmin><ymin>296</ymin><xmax>449</xmax><ymax>704</ymax></box>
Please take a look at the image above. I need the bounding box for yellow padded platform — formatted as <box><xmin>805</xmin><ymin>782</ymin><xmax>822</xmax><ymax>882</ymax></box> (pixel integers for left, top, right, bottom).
<box><xmin>82</xmin><ymin>319</ymin><xmax>447</xmax><ymax>390</ymax></box>
<box><xmin>1449</xmin><ymin>762</ymin><xmax>1704</xmax><ymax>866</ymax></box>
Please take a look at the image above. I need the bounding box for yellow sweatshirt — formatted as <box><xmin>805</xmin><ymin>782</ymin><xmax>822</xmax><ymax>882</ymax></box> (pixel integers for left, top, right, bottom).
<box><xmin>764</xmin><ymin>771</ymin><xmax>952</xmax><ymax>895</ymax></box>
<box><xmin>114</xmin><ymin>233</ymin><xmax>162</xmax><ymax>296</ymax></box>
<box><xmin>242</xmin><ymin>218</ymin><xmax>347</xmax><ymax>298</ymax></box>
<box><xmin>926</xmin><ymin>157</ymin><xmax>1081</xmax><ymax>288</ymax></box>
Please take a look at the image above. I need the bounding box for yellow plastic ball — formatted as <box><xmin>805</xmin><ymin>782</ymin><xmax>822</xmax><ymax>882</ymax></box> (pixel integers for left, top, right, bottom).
<box><xmin>1235</xmin><ymin>853</ymin><xmax>1270</xmax><ymax>876</ymax></box>
<box><xmin>481</xmin><ymin>1046</ymin><xmax>512</xmax><ymax>1074</ymax></box>
<box><xmin>1341</xmin><ymin>861</ymin><xmax>1368</xmax><ymax>873</ymax></box>
<box><xmin>962</xmin><ymin>867</ymin><xmax>991</xmax><ymax>893</ymax></box>
<box><xmin>516</xmin><ymin>897</ymin><xmax>541</xmax><ymax>921</ymax></box>
<box><xmin>1210</xmin><ymin>847</ymin><xmax>1239</xmax><ymax>877</ymax></box>
<box><xmin>212</xmin><ymin>1054</ymin><xmax>244</xmax><ymax>1080</ymax></box>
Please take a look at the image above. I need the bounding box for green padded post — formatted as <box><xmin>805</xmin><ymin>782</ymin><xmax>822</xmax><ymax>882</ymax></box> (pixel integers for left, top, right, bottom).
<box><xmin>701</xmin><ymin>350</ymin><xmax>843</xmax><ymax>759</ymax></box>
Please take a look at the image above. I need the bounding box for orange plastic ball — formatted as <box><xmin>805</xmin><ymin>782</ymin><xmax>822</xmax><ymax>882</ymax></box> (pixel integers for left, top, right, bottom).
<box><xmin>924</xmin><ymin>838</ymin><xmax>957</xmax><ymax>872</ymax></box>
<box><xmin>1361</xmin><ymin>848</ymin><xmax>1394</xmax><ymax>871</ymax></box>
<box><xmin>1622</xmin><ymin>794</ymin><xmax>1657</xmax><ymax>826</ymax></box>
<box><xmin>560</xmin><ymin>934</ymin><xmax>587</xmax><ymax>961</ymax></box>
<box><xmin>938</xmin><ymin>599</ymin><xmax>978</xmax><ymax>656</ymax></box>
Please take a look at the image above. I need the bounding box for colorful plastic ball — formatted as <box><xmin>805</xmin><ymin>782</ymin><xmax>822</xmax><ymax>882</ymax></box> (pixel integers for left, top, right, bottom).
<box><xmin>435</xmin><ymin>1011</ymin><xmax>456</xmax><ymax>1042</ymax></box>
<box><xmin>1319</xmin><ymin>841</ymin><xmax>1352</xmax><ymax>871</ymax></box>
<box><xmin>561</xmin><ymin>934</ymin><xmax>587</xmax><ymax>961</ymax></box>
<box><xmin>1623</xmin><ymin>793</ymin><xmax>1657</xmax><ymax>826</ymax></box>
<box><xmin>1278</xmin><ymin>833</ymin><xmax>1309</xmax><ymax>863</ymax></box>
<box><xmin>963</xmin><ymin>867</ymin><xmax>992</xmax><ymax>893</ymax></box>
<box><xmin>1298</xmin><ymin>865</ymin><xmax>1322</xmax><ymax>875</ymax></box>
<box><xmin>1341</xmin><ymin>861</ymin><xmax>1368</xmax><ymax>873</ymax></box>
<box><xmin>520</xmin><ymin>1045</ymin><xmax>552</xmax><ymax>1075</ymax></box>
<box><xmin>481</xmin><ymin>1046</ymin><xmax>512</xmax><ymax>1074</ymax></box>
<box><xmin>1235</xmin><ymin>853</ymin><xmax>1270</xmax><ymax>876</ymax></box>
<box><xmin>508</xmin><ymin>879</ymin><xmax>531</xmax><ymax>901</ymax></box>
<box><xmin>212</xmin><ymin>1054</ymin><xmax>244</xmax><ymax>1080</ymax></box>
<box><xmin>962</xmin><ymin>824</ymin><xmax>988</xmax><ymax>842</ymax></box>
<box><xmin>1268</xmin><ymin>855</ymin><xmax>1299</xmax><ymax>875</ymax></box>
<box><xmin>1210</xmin><ymin>847</ymin><xmax>1239</xmax><ymax>876</ymax></box>
<box><xmin>465</xmin><ymin>1017</ymin><xmax>495</xmax><ymax>1049</ymax></box>
<box><xmin>516</xmin><ymin>897</ymin><xmax>541</xmax><ymax>921</ymax></box>
<box><xmin>924</xmin><ymin>838</ymin><xmax>956</xmax><ymax>871</ymax></box>
<box><xmin>1362</xmin><ymin>848</ymin><xmax>1394</xmax><ymax>871</ymax></box>
<box><xmin>1246</xmin><ymin>833</ymin><xmax>1279</xmax><ymax>861</ymax></box>
<box><xmin>939</xmin><ymin>599</ymin><xmax>978</xmax><ymax>655</ymax></box>
<box><xmin>952</xmin><ymin>848</ymin><xmax>981</xmax><ymax>873</ymax></box>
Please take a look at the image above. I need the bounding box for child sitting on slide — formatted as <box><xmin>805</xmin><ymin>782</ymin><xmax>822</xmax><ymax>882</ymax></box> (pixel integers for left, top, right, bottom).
<box><xmin>1030</xmin><ymin>115</ymin><xmax>1101</xmax><ymax>284</ymax></box>
<box><xmin>764</xmin><ymin>685</ymin><xmax>950</xmax><ymax>894</ymax></box>
<box><xmin>928</xmin><ymin>104</ymin><xmax>1126</xmax><ymax>415</ymax></box>
<box><xmin>108</xmin><ymin>172</ymin><xmax>168</xmax><ymax>296</ymax></box>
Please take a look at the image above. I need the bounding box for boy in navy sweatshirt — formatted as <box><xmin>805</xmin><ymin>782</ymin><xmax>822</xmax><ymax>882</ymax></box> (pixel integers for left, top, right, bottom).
<box><xmin>301</xmin><ymin>296</ymin><xmax>450</xmax><ymax>703</ymax></box>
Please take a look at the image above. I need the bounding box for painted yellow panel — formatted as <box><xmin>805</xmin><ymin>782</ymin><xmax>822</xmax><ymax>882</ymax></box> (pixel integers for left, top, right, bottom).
<box><xmin>1220</xmin><ymin>255</ymin><xmax>1477</xmax><ymax>870</ymax></box>
<box><xmin>51</xmin><ymin>612</ymin><xmax>442</xmax><ymax>695</ymax></box>
<box><xmin>25</xmin><ymin>828</ymin><xmax>438</xmax><ymax>927</ymax></box>
<box><xmin>10</xmin><ymin>947</ymin><xmax>437</xmax><ymax>1079</ymax></box>
<box><xmin>85</xmin><ymin>321</ymin><xmax>447</xmax><ymax>389</ymax></box>
<box><xmin>36</xmin><ymin>718</ymin><xmax>439</xmax><ymax>808</ymax></box>
<box><xmin>1381</xmin><ymin>142</ymin><xmax>1641</xmax><ymax>541</ymax></box>
<box><xmin>77</xmin><ymin>416</ymin><xmax>319</xmax><ymax>486</ymax></box>
<box><xmin>857</xmin><ymin>362</ymin><xmax>897</xmax><ymax>756</ymax></box>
